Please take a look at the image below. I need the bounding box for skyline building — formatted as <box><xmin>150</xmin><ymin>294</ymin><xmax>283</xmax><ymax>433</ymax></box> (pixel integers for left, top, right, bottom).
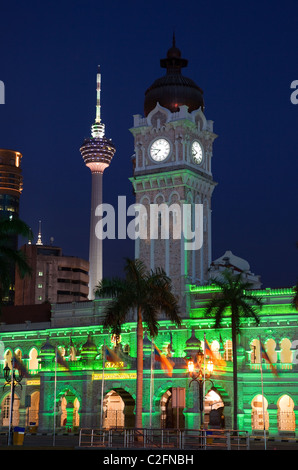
<box><xmin>0</xmin><ymin>148</ymin><xmax>23</xmax><ymax>220</ymax></box>
<box><xmin>80</xmin><ymin>67</ymin><xmax>116</xmax><ymax>300</ymax></box>
<box><xmin>0</xmin><ymin>148</ymin><xmax>23</xmax><ymax>303</ymax></box>
<box><xmin>14</xmin><ymin>242</ymin><xmax>89</xmax><ymax>305</ymax></box>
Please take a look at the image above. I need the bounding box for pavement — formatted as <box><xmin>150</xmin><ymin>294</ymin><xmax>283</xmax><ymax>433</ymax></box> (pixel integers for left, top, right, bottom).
<box><xmin>0</xmin><ymin>432</ymin><xmax>297</xmax><ymax>451</ymax></box>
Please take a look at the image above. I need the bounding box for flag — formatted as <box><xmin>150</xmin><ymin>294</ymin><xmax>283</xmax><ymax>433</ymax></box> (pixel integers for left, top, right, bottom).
<box><xmin>260</xmin><ymin>341</ymin><xmax>278</xmax><ymax>376</ymax></box>
<box><xmin>204</xmin><ymin>337</ymin><xmax>226</xmax><ymax>367</ymax></box>
<box><xmin>154</xmin><ymin>344</ymin><xmax>173</xmax><ymax>376</ymax></box>
<box><xmin>204</xmin><ymin>338</ymin><xmax>214</xmax><ymax>359</ymax></box>
<box><xmin>105</xmin><ymin>346</ymin><xmax>121</xmax><ymax>364</ymax></box>
<box><xmin>12</xmin><ymin>355</ymin><xmax>30</xmax><ymax>378</ymax></box>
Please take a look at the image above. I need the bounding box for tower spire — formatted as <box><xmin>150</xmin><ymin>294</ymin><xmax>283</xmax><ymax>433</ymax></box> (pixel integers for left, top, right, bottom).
<box><xmin>91</xmin><ymin>65</ymin><xmax>105</xmax><ymax>138</ymax></box>
<box><xmin>95</xmin><ymin>65</ymin><xmax>101</xmax><ymax>124</ymax></box>
<box><xmin>80</xmin><ymin>66</ymin><xmax>116</xmax><ymax>300</ymax></box>
<box><xmin>36</xmin><ymin>220</ymin><xmax>43</xmax><ymax>246</ymax></box>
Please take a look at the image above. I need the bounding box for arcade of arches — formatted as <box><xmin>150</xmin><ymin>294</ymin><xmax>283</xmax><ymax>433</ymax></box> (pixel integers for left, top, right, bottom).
<box><xmin>1</xmin><ymin>387</ymin><xmax>294</xmax><ymax>432</ymax></box>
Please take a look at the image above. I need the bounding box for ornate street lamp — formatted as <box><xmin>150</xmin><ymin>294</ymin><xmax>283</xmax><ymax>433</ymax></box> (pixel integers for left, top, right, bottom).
<box><xmin>3</xmin><ymin>361</ymin><xmax>24</xmax><ymax>446</ymax></box>
<box><xmin>187</xmin><ymin>346</ymin><xmax>214</xmax><ymax>428</ymax></box>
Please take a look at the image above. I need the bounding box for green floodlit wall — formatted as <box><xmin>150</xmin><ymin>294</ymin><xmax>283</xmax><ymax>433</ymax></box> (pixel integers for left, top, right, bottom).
<box><xmin>0</xmin><ymin>284</ymin><xmax>297</xmax><ymax>434</ymax></box>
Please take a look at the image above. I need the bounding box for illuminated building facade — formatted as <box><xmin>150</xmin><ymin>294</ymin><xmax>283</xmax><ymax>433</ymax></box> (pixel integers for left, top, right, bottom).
<box><xmin>80</xmin><ymin>67</ymin><xmax>116</xmax><ymax>300</ymax></box>
<box><xmin>0</xmin><ymin>43</ymin><xmax>297</xmax><ymax>438</ymax></box>
<box><xmin>0</xmin><ymin>286</ymin><xmax>297</xmax><ymax>434</ymax></box>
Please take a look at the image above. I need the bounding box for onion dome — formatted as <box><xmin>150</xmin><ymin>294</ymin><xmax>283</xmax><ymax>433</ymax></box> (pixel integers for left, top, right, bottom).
<box><xmin>185</xmin><ymin>329</ymin><xmax>201</xmax><ymax>350</ymax></box>
<box><xmin>144</xmin><ymin>35</ymin><xmax>204</xmax><ymax>116</ymax></box>
<box><xmin>39</xmin><ymin>337</ymin><xmax>55</xmax><ymax>365</ymax></box>
<box><xmin>81</xmin><ymin>334</ymin><xmax>97</xmax><ymax>353</ymax></box>
<box><xmin>40</xmin><ymin>336</ymin><xmax>55</xmax><ymax>354</ymax></box>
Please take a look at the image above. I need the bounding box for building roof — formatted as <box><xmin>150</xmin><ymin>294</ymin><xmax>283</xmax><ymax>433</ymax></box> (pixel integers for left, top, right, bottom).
<box><xmin>144</xmin><ymin>37</ymin><xmax>204</xmax><ymax>116</ymax></box>
<box><xmin>1</xmin><ymin>303</ymin><xmax>51</xmax><ymax>324</ymax></box>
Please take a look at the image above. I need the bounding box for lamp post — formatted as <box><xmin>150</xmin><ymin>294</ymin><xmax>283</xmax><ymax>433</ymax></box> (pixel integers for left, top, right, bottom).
<box><xmin>3</xmin><ymin>360</ymin><xmax>24</xmax><ymax>446</ymax></box>
<box><xmin>187</xmin><ymin>347</ymin><xmax>214</xmax><ymax>428</ymax></box>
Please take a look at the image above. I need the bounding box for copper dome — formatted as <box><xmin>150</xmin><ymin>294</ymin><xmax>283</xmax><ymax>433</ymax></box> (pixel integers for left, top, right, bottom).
<box><xmin>144</xmin><ymin>37</ymin><xmax>204</xmax><ymax>116</ymax></box>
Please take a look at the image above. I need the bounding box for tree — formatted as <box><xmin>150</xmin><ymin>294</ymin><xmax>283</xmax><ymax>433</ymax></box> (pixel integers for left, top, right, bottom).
<box><xmin>204</xmin><ymin>269</ymin><xmax>263</xmax><ymax>430</ymax></box>
<box><xmin>0</xmin><ymin>216</ymin><xmax>33</xmax><ymax>304</ymax></box>
<box><xmin>95</xmin><ymin>258</ymin><xmax>181</xmax><ymax>429</ymax></box>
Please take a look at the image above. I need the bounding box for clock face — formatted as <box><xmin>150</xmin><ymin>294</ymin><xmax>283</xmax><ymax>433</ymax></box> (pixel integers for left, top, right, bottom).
<box><xmin>191</xmin><ymin>140</ymin><xmax>203</xmax><ymax>164</ymax></box>
<box><xmin>150</xmin><ymin>138</ymin><xmax>170</xmax><ymax>162</ymax></box>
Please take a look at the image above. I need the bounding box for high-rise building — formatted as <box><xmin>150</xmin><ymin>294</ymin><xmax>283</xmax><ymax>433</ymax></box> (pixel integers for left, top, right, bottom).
<box><xmin>14</xmin><ymin>242</ymin><xmax>89</xmax><ymax>305</ymax></box>
<box><xmin>0</xmin><ymin>148</ymin><xmax>23</xmax><ymax>302</ymax></box>
<box><xmin>80</xmin><ymin>67</ymin><xmax>116</xmax><ymax>300</ymax></box>
<box><xmin>0</xmin><ymin>148</ymin><xmax>23</xmax><ymax>220</ymax></box>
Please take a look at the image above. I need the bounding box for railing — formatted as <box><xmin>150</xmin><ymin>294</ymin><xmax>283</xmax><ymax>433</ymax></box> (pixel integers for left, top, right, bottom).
<box><xmin>78</xmin><ymin>428</ymin><xmax>250</xmax><ymax>450</ymax></box>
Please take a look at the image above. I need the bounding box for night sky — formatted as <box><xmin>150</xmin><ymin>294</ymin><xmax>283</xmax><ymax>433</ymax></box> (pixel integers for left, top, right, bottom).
<box><xmin>0</xmin><ymin>0</ymin><xmax>297</xmax><ymax>289</ymax></box>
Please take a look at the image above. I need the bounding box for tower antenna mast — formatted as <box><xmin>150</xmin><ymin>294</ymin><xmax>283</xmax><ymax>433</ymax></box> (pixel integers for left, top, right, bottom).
<box><xmin>96</xmin><ymin>65</ymin><xmax>101</xmax><ymax>124</ymax></box>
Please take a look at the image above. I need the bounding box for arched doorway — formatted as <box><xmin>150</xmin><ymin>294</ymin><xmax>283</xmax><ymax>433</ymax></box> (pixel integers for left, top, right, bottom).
<box><xmin>57</xmin><ymin>390</ymin><xmax>80</xmax><ymax>429</ymax></box>
<box><xmin>277</xmin><ymin>395</ymin><xmax>295</xmax><ymax>432</ymax></box>
<box><xmin>160</xmin><ymin>388</ymin><xmax>185</xmax><ymax>429</ymax></box>
<box><xmin>102</xmin><ymin>388</ymin><xmax>135</xmax><ymax>429</ymax></box>
<box><xmin>26</xmin><ymin>391</ymin><xmax>40</xmax><ymax>427</ymax></box>
<box><xmin>204</xmin><ymin>388</ymin><xmax>225</xmax><ymax>428</ymax></box>
<box><xmin>1</xmin><ymin>393</ymin><xmax>20</xmax><ymax>426</ymax></box>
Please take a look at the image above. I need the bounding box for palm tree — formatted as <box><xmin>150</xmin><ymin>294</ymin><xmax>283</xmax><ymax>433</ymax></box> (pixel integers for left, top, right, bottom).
<box><xmin>204</xmin><ymin>269</ymin><xmax>263</xmax><ymax>431</ymax></box>
<box><xmin>0</xmin><ymin>216</ymin><xmax>33</xmax><ymax>304</ymax></box>
<box><xmin>95</xmin><ymin>258</ymin><xmax>181</xmax><ymax>429</ymax></box>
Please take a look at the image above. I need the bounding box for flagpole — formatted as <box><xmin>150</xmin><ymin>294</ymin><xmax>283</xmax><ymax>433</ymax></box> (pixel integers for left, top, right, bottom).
<box><xmin>53</xmin><ymin>347</ymin><xmax>57</xmax><ymax>446</ymax></box>
<box><xmin>259</xmin><ymin>337</ymin><xmax>267</xmax><ymax>450</ymax></box>
<box><xmin>149</xmin><ymin>340</ymin><xmax>154</xmax><ymax>429</ymax></box>
<box><xmin>100</xmin><ymin>340</ymin><xmax>106</xmax><ymax>428</ymax></box>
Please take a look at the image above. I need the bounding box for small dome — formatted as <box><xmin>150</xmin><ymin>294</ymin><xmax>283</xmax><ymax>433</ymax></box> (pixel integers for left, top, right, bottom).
<box><xmin>40</xmin><ymin>337</ymin><xmax>55</xmax><ymax>354</ymax></box>
<box><xmin>185</xmin><ymin>329</ymin><xmax>201</xmax><ymax>349</ymax></box>
<box><xmin>81</xmin><ymin>334</ymin><xmax>97</xmax><ymax>352</ymax></box>
<box><xmin>144</xmin><ymin>37</ymin><xmax>204</xmax><ymax>116</ymax></box>
<box><xmin>212</xmin><ymin>250</ymin><xmax>250</xmax><ymax>272</ymax></box>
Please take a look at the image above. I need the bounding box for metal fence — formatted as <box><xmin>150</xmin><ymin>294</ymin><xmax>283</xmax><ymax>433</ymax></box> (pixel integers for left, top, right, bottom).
<box><xmin>78</xmin><ymin>428</ymin><xmax>250</xmax><ymax>450</ymax></box>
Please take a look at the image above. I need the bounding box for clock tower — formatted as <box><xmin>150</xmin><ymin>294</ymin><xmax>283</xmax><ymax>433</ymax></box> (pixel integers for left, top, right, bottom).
<box><xmin>130</xmin><ymin>38</ymin><xmax>217</xmax><ymax>313</ymax></box>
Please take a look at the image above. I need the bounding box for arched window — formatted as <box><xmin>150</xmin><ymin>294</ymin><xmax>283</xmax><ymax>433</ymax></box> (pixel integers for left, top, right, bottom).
<box><xmin>4</xmin><ymin>350</ymin><xmax>12</xmax><ymax>369</ymax></box>
<box><xmin>280</xmin><ymin>338</ymin><xmax>292</xmax><ymax>364</ymax></box>
<box><xmin>251</xmin><ymin>395</ymin><xmax>269</xmax><ymax>431</ymax></box>
<box><xmin>29</xmin><ymin>348</ymin><xmax>39</xmax><ymax>371</ymax></box>
<box><xmin>224</xmin><ymin>340</ymin><xmax>232</xmax><ymax>361</ymax></box>
<box><xmin>1</xmin><ymin>394</ymin><xmax>20</xmax><ymax>426</ymax></box>
<box><xmin>27</xmin><ymin>391</ymin><xmax>40</xmax><ymax>426</ymax></box>
<box><xmin>277</xmin><ymin>395</ymin><xmax>295</xmax><ymax>432</ymax></box>
<box><xmin>250</xmin><ymin>339</ymin><xmax>259</xmax><ymax>364</ymax></box>
<box><xmin>211</xmin><ymin>340</ymin><xmax>221</xmax><ymax>360</ymax></box>
<box><xmin>15</xmin><ymin>349</ymin><xmax>22</xmax><ymax>360</ymax></box>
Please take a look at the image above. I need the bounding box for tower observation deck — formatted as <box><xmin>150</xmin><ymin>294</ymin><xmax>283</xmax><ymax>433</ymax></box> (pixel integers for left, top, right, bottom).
<box><xmin>80</xmin><ymin>66</ymin><xmax>116</xmax><ymax>300</ymax></box>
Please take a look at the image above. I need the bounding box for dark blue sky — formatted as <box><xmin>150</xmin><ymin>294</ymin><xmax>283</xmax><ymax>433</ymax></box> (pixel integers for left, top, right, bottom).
<box><xmin>0</xmin><ymin>0</ymin><xmax>297</xmax><ymax>288</ymax></box>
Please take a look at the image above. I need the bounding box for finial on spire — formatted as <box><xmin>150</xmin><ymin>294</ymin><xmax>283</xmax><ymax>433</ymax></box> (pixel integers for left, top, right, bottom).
<box><xmin>173</xmin><ymin>30</ymin><xmax>176</xmax><ymax>47</ymax></box>
<box><xmin>36</xmin><ymin>220</ymin><xmax>43</xmax><ymax>246</ymax></box>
